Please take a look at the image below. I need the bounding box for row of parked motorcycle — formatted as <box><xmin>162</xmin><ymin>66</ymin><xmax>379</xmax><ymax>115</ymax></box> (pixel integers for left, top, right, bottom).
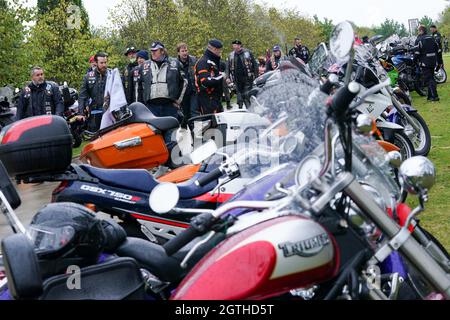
<box><xmin>0</xmin><ymin>21</ymin><xmax>448</xmax><ymax>300</ymax></box>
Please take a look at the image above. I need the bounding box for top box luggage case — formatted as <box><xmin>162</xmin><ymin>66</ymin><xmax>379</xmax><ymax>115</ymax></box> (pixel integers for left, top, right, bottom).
<box><xmin>0</xmin><ymin>115</ymin><xmax>73</xmax><ymax>177</ymax></box>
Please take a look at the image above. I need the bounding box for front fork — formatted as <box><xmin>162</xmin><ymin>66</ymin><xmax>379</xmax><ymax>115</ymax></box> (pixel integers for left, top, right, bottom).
<box><xmin>388</xmin><ymin>88</ymin><xmax>421</xmax><ymax>133</ymax></box>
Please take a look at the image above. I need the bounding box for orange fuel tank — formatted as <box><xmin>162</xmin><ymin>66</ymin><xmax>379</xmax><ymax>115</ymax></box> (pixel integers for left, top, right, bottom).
<box><xmin>158</xmin><ymin>164</ymin><xmax>201</xmax><ymax>183</ymax></box>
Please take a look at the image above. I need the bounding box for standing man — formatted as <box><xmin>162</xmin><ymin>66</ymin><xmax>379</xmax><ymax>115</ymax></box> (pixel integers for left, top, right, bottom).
<box><xmin>16</xmin><ymin>66</ymin><xmax>64</xmax><ymax>120</ymax></box>
<box><xmin>138</xmin><ymin>41</ymin><xmax>187</xmax><ymax>121</ymax></box>
<box><xmin>288</xmin><ymin>37</ymin><xmax>310</xmax><ymax>63</ymax></box>
<box><xmin>414</xmin><ymin>25</ymin><xmax>441</xmax><ymax>102</ymax></box>
<box><xmin>220</xmin><ymin>60</ymin><xmax>232</xmax><ymax>110</ymax></box>
<box><xmin>79</xmin><ymin>52</ymin><xmax>111</xmax><ymax>131</ymax></box>
<box><xmin>123</xmin><ymin>47</ymin><xmax>138</xmax><ymax>104</ymax></box>
<box><xmin>177</xmin><ymin>43</ymin><xmax>198</xmax><ymax>127</ymax></box>
<box><xmin>430</xmin><ymin>25</ymin><xmax>443</xmax><ymax>69</ymax></box>
<box><xmin>226</xmin><ymin>40</ymin><xmax>258</xmax><ymax>109</ymax></box>
<box><xmin>130</xmin><ymin>50</ymin><xmax>149</xmax><ymax>103</ymax></box>
<box><xmin>194</xmin><ymin>39</ymin><xmax>225</xmax><ymax>115</ymax></box>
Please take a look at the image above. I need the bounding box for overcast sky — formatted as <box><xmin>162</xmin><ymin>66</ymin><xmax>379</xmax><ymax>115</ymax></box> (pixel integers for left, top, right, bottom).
<box><xmin>27</xmin><ymin>0</ymin><xmax>449</xmax><ymax>29</ymax></box>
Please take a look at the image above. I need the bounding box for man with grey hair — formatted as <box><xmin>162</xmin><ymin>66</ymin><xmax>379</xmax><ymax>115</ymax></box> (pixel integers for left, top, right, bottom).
<box><xmin>138</xmin><ymin>41</ymin><xmax>187</xmax><ymax>122</ymax></box>
<box><xmin>16</xmin><ymin>66</ymin><xmax>64</xmax><ymax>120</ymax></box>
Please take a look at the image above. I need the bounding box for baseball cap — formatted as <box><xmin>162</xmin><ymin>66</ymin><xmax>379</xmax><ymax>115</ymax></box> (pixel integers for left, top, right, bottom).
<box><xmin>232</xmin><ymin>39</ymin><xmax>242</xmax><ymax>45</ymax></box>
<box><xmin>272</xmin><ymin>45</ymin><xmax>281</xmax><ymax>52</ymax></box>
<box><xmin>136</xmin><ymin>50</ymin><xmax>149</xmax><ymax>60</ymax></box>
<box><xmin>208</xmin><ymin>39</ymin><xmax>223</xmax><ymax>49</ymax></box>
<box><xmin>124</xmin><ymin>47</ymin><xmax>137</xmax><ymax>56</ymax></box>
<box><xmin>150</xmin><ymin>41</ymin><xmax>165</xmax><ymax>51</ymax></box>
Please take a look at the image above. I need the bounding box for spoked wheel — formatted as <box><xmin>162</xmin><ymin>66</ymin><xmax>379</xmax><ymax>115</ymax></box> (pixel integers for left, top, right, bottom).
<box><xmin>393</xmin><ymin>131</ymin><xmax>415</xmax><ymax>160</ymax></box>
<box><xmin>434</xmin><ymin>68</ymin><xmax>447</xmax><ymax>84</ymax></box>
<box><xmin>71</xmin><ymin>130</ymin><xmax>82</xmax><ymax>148</ymax></box>
<box><xmin>399</xmin><ymin>113</ymin><xmax>431</xmax><ymax>156</ymax></box>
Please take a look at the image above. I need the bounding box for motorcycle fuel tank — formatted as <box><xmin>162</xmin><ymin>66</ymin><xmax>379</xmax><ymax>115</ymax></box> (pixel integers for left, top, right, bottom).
<box><xmin>172</xmin><ymin>215</ymin><xmax>339</xmax><ymax>300</ymax></box>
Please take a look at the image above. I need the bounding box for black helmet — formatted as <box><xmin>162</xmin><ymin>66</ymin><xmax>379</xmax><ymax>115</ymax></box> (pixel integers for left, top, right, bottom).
<box><xmin>29</xmin><ymin>203</ymin><xmax>126</xmax><ymax>260</ymax></box>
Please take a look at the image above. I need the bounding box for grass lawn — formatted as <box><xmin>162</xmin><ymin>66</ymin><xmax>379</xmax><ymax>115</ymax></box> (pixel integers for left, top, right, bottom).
<box><xmin>407</xmin><ymin>54</ymin><xmax>450</xmax><ymax>250</ymax></box>
<box><xmin>72</xmin><ymin>141</ymin><xmax>88</xmax><ymax>158</ymax></box>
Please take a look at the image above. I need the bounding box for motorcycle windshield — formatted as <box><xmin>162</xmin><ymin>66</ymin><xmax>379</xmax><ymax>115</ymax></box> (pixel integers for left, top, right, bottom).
<box><xmin>354</xmin><ymin>44</ymin><xmax>388</xmax><ymax>82</ymax></box>
<box><xmin>241</xmin><ymin>69</ymin><xmax>328</xmax><ymax>177</ymax></box>
<box><xmin>309</xmin><ymin>43</ymin><xmax>329</xmax><ymax>76</ymax></box>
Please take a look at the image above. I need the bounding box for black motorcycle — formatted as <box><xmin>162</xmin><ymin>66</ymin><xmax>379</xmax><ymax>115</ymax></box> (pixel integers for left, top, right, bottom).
<box><xmin>384</xmin><ymin>42</ymin><xmax>440</xmax><ymax>97</ymax></box>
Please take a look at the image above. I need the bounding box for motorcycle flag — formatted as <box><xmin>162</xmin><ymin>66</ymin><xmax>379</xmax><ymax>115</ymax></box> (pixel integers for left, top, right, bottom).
<box><xmin>100</xmin><ymin>68</ymin><xmax>127</xmax><ymax>129</ymax></box>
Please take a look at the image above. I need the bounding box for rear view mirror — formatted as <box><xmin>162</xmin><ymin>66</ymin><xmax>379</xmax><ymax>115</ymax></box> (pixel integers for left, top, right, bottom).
<box><xmin>330</xmin><ymin>21</ymin><xmax>355</xmax><ymax>60</ymax></box>
<box><xmin>189</xmin><ymin>139</ymin><xmax>218</xmax><ymax>164</ymax></box>
<box><xmin>399</xmin><ymin>156</ymin><xmax>436</xmax><ymax>195</ymax></box>
<box><xmin>149</xmin><ymin>183</ymin><xmax>180</xmax><ymax>214</ymax></box>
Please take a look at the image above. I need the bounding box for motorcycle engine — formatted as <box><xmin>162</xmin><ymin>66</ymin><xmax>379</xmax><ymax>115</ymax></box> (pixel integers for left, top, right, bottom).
<box><xmin>399</xmin><ymin>71</ymin><xmax>414</xmax><ymax>84</ymax></box>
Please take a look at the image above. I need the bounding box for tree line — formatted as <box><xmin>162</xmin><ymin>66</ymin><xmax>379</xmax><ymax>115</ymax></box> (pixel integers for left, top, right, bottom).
<box><xmin>1</xmin><ymin>0</ymin><xmax>449</xmax><ymax>90</ymax></box>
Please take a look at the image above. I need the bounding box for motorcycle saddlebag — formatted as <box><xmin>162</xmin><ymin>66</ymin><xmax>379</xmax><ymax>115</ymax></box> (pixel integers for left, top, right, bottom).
<box><xmin>80</xmin><ymin>123</ymin><xmax>169</xmax><ymax>170</ymax></box>
<box><xmin>0</xmin><ymin>115</ymin><xmax>72</xmax><ymax>177</ymax></box>
<box><xmin>40</xmin><ymin>257</ymin><xmax>146</xmax><ymax>300</ymax></box>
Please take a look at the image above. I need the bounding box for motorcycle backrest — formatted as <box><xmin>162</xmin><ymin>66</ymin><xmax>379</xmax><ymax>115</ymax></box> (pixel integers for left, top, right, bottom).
<box><xmin>1</xmin><ymin>233</ymin><xmax>43</xmax><ymax>299</ymax></box>
<box><xmin>0</xmin><ymin>160</ymin><xmax>21</xmax><ymax>210</ymax></box>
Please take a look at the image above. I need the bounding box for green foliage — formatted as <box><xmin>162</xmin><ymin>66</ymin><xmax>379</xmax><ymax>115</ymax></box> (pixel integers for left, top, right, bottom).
<box><xmin>109</xmin><ymin>0</ymin><xmax>323</xmax><ymax>59</ymax></box>
<box><xmin>0</xmin><ymin>0</ymin><xmax>33</xmax><ymax>87</ymax></box>
<box><xmin>355</xmin><ymin>26</ymin><xmax>376</xmax><ymax>39</ymax></box>
<box><xmin>419</xmin><ymin>15</ymin><xmax>434</xmax><ymax>29</ymax></box>
<box><xmin>373</xmin><ymin>18</ymin><xmax>408</xmax><ymax>38</ymax></box>
<box><xmin>37</xmin><ymin>0</ymin><xmax>89</xmax><ymax>33</ymax></box>
<box><xmin>313</xmin><ymin>15</ymin><xmax>334</xmax><ymax>41</ymax></box>
<box><xmin>23</xmin><ymin>0</ymin><xmax>120</xmax><ymax>89</ymax></box>
<box><xmin>437</xmin><ymin>5</ymin><xmax>450</xmax><ymax>36</ymax></box>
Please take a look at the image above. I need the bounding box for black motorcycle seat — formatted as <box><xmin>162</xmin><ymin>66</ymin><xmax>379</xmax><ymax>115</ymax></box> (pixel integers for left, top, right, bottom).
<box><xmin>128</xmin><ymin>102</ymin><xmax>179</xmax><ymax>131</ymax></box>
<box><xmin>80</xmin><ymin>165</ymin><xmax>217</xmax><ymax>198</ymax></box>
<box><xmin>177</xmin><ymin>172</ymin><xmax>217</xmax><ymax>199</ymax></box>
<box><xmin>115</xmin><ymin>235</ymin><xmax>225</xmax><ymax>283</ymax></box>
<box><xmin>80</xmin><ymin>165</ymin><xmax>159</xmax><ymax>194</ymax></box>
